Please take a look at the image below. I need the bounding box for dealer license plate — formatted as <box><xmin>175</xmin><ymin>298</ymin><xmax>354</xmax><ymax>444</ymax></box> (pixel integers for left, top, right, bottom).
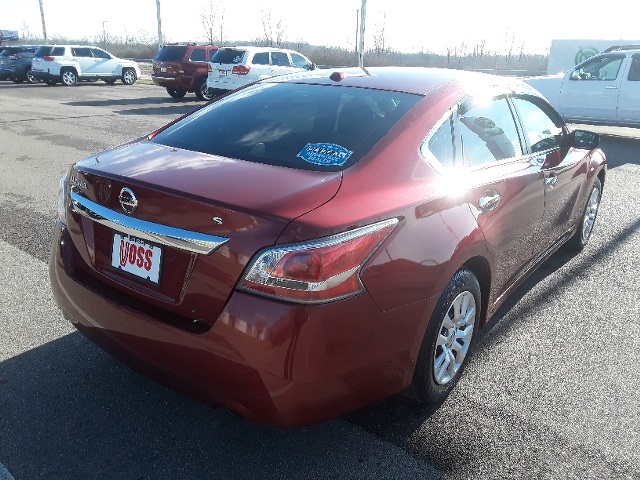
<box><xmin>111</xmin><ymin>232</ymin><xmax>162</xmax><ymax>284</ymax></box>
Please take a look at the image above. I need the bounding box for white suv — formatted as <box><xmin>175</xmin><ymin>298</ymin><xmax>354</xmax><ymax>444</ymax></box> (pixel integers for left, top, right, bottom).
<box><xmin>31</xmin><ymin>45</ymin><xmax>141</xmax><ymax>86</ymax></box>
<box><xmin>206</xmin><ymin>46</ymin><xmax>315</xmax><ymax>94</ymax></box>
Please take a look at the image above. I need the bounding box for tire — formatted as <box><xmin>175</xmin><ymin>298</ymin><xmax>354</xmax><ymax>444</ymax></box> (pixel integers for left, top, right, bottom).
<box><xmin>166</xmin><ymin>87</ymin><xmax>187</xmax><ymax>98</ymax></box>
<box><xmin>61</xmin><ymin>69</ymin><xmax>78</xmax><ymax>86</ymax></box>
<box><xmin>408</xmin><ymin>269</ymin><xmax>481</xmax><ymax>405</ymax></box>
<box><xmin>121</xmin><ymin>68</ymin><xmax>137</xmax><ymax>85</ymax></box>
<box><xmin>26</xmin><ymin>71</ymin><xmax>39</xmax><ymax>84</ymax></box>
<box><xmin>195</xmin><ymin>78</ymin><xmax>213</xmax><ymax>101</ymax></box>
<box><xmin>567</xmin><ymin>176</ymin><xmax>602</xmax><ymax>251</ymax></box>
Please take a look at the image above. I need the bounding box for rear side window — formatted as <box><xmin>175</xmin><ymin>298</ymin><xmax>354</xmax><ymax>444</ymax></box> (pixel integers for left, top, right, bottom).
<box><xmin>72</xmin><ymin>47</ymin><xmax>93</xmax><ymax>57</ymax></box>
<box><xmin>271</xmin><ymin>51</ymin><xmax>290</xmax><ymax>66</ymax></box>
<box><xmin>458</xmin><ymin>98</ymin><xmax>522</xmax><ymax>167</ymax></box>
<box><xmin>628</xmin><ymin>54</ymin><xmax>640</xmax><ymax>81</ymax></box>
<box><xmin>210</xmin><ymin>49</ymin><xmax>246</xmax><ymax>64</ymax></box>
<box><xmin>154</xmin><ymin>46</ymin><xmax>187</xmax><ymax>61</ymax></box>
<box><xmin>189</xmin><ymin>48</ymin><xmax>206</xmax><ymax>62</ymax></box>
<box><xmin>252</xmin><ymin>52</ymin><xmax>269</xmax><ymax>65</ymax></box>
<box><xmin>425</xmin><ymin>116</ymin><xmax>455</xmax><ymax>168</ymax></box>
<box><xmin>152</xmin><ymin>82</ymin><xmax>420</xmax><ymax>172</ymax></box>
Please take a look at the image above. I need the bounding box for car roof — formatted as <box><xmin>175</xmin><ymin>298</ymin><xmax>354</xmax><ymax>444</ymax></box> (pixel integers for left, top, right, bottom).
<box><xmin>266</xmin><ymin>66</ymin><xmax>527</xmax><ymax>97</ymax></box>
<box><xmin>218</xmin><ymin>46</ymin><xmax>302</xmax><ymax>53</ymax></box>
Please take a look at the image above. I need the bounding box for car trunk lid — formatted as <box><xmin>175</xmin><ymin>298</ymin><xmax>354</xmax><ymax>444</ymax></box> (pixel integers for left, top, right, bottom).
<box><xmin>65</xmin><ymin>140</ymin><xmax>342</xmax><ymax>327</ymax></box>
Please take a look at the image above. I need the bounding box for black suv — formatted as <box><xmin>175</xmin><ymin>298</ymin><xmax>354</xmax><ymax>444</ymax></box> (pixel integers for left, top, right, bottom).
<box><xmin>0</xmin><ymin>45</ymin><xmax>41</xmax><ymax>83</ymax></box>
<box><xmin>152</xmin><ymin>43</ymin><xmax>218</xmax><ymax>100</ymax></box>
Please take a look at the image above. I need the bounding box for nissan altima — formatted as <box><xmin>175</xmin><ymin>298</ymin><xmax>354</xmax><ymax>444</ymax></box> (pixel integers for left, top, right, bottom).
<box><xmin>50</xmin><ymin>67</ymin><xmax>606</xmax><ymax>426</ymax></box>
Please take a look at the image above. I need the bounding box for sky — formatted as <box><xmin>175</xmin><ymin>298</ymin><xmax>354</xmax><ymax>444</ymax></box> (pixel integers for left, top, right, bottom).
<box><xmin>3</xmin><ymin>0</ymin><xmax>640</xmax><ymax>56</ymax></box>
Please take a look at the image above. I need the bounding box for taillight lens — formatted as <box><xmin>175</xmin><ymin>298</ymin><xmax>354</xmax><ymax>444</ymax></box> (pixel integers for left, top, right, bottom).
<box><xmin>43</xmin><ymin>56</ymin><xmax>55</xmax><ymax>61</ymax></box>
<box><xmin>232</xmin><ymin>65</ymin><xmax>251</xmax><ymax>75</ymax></box>
<box><xmin>239</xmin><ymin>219</ymin><xmax>398</xmax><ymax>303</ymax></box>
<box><xmin>208</xmin><ymin>63</ymin><xmax>212</xmax><ymax>72</ymax></box>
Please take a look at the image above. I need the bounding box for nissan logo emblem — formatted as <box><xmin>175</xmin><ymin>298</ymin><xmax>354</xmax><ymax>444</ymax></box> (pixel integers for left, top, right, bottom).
<box><xmin>119</xmin><ymin>187</ymin><xmax>138</xmax><ymax>214</ymax></box>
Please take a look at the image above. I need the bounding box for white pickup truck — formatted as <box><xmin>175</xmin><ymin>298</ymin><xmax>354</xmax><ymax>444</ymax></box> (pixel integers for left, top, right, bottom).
<box><xmin>525</xmin><ymin>46</ymin><xmax>640</xmax><ymax>126</ymax></box>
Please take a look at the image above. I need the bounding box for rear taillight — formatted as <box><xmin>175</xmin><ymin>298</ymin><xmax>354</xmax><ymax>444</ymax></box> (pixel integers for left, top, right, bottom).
<box><xmin>239</xmin><ymin>219</ymin><xmax>398</xmax><ymax>303</ymax></box>
<box><xmin>208</xmin><ymin>63</ymin><xmax>212</xmax><ymax>72</ymax></box>
<box><xmin>43</xmin><ymin>56</ymin><xmax>55</xmax><ymax>61</ymax></box>
<box><xmin>232</xmin><ymin>65</ymin><xmax>251</xmax><ymax>75</ymax></box>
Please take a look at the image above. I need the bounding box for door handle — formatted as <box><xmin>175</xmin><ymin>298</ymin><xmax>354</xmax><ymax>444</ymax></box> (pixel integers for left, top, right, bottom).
<box><xmin>605</xmin><ymin>86</ymin><xmax>619</xmax><ymax>90</ymax></box>
<box><xmin>478</xmin><ymin>192</ymin><xmax>501</xmax><ymax>211</ymax></box>
<box><xmin>545</xmin><ymin>173</ymin><xmax>558</xmax><ymax>187</ymax></box>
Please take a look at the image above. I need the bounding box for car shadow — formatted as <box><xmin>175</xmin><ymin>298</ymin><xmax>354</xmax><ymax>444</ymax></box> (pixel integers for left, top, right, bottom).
<box><xmin>0</xmin><ymin>332</ymin><xmax>441</xmax><ymax>479</ymax></box>
<box><xmin>345</xmin><ymin>210</ymin><xmax>640</xmax><ymax>471</ymax></box>
<box><xmin>598</xmin><ymin>135</ymin><xmax>640</xmax><ymax>168</ymax></box>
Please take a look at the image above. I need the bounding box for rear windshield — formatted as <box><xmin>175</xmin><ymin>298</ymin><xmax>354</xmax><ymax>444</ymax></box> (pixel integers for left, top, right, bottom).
<box><xmin>154</xmin><ymin>46</ymin><xmax>188</xmax><ymax>62</ymax></box>
<box><xmin>210</xmin><ymin>48</ymin><xmax>246</xmax><ymax>64</ymax></box>
<box><xmin>151</xmin><ymin>82</ymin><xmax>421</xmax><ymax>172</ymax></box>
<box><xmin>34</xmin><ymin>46</ymin><xmax>64</xmax><ymax>57</ymax></box>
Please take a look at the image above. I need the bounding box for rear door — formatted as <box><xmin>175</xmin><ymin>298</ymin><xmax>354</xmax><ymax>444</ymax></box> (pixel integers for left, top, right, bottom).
<box><xmin>269</xmin><ymin>51</ymin><xmax>293</xmax><ymax>77</ymax></box>
<box><xmin>616</xmin><ymin>53</ymin><xmax>640</xmax><ymax>123</ymax></box>
<box><xmin>456</xmin><ymin>96</ymin><xmax>545</xmax><ymax>296</ymax></box>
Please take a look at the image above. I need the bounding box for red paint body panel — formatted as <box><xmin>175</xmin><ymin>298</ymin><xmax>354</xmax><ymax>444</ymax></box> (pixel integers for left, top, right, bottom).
<box><xmin>49</xmin><ymin>67</ymin><xmax>607</xmax><ymax>425</ymax></box>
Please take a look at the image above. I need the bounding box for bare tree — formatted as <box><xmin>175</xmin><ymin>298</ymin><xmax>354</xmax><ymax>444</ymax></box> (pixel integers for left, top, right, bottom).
<box><xmin>258</xmin><ymin>10</ymin><xmax>286</xmax><ymax>47</ymax></box>
<box><xmin>372</xmin><ymin>13</ymin><xmax>387</xmax><ymax>55</ymax></box>
<box><xmin>201</xmin><ymin>0</ymin><xmax>225</xmax><ymax>44</ymax></box>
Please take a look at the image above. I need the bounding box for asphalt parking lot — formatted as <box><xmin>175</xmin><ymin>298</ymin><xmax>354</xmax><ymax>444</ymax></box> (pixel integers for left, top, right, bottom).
<box><xmin>0</xmin><ymin>80</ymin><xmax>638</xmax><ymax>480</ymax></box>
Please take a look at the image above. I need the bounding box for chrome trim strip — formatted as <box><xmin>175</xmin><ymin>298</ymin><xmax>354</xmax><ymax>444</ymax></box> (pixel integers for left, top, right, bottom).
<box><xmin>70</xmin><ymin>189</ymin><xmax>229</xmax><ymax>255</ymax></box>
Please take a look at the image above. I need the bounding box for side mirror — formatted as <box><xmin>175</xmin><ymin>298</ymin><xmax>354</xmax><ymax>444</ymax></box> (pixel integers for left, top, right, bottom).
<box><xmin>571</xmin><ymin>129</ymin><xmax>599</xmax><ymax>149</ymax></box>
<box><xmin>570</xmin><ymin>70</ymin><xmax>582</xmax><ymax>80</ymax></box>
<box><xmin>307</xmin><ymin>63</ymin><xmax>316</xmax><ymax>71</ymax></box>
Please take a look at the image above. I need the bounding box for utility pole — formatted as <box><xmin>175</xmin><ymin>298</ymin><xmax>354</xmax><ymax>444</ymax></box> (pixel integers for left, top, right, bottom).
<box><xmin>358</xmin><ymin>0</ymin><xmax>366</xmax><ymax>68</ymax></box>
<box><xmin>155</xmin><ymin>0</ymin><xmax>163</xmax><ymax>52</ymax></box>
<box><xmin>38</xmin><ymin>0</ymin><xmax>47</xmax><ymax>41</ymax></box>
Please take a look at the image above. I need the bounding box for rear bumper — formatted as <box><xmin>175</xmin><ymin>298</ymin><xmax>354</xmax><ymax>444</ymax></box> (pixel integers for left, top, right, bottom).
<box><xmin>152</xmin><ymin>75</ymin><xmax>196</xmax><ymax>91</ymax></box>
<box><xmin>31</xmin><ymin>71</ymin><xmax>59</xmax><ymax>82</ymax></box>
<box><xmin>50</xmin><ymin>222</ymin><xmax>428</xmax><ymax>426</ymax></box>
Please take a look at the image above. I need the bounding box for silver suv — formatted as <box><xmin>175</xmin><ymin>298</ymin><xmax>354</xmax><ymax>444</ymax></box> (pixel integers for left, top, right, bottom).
<box><xmin>31</xmin><ymin>45</ymin><xmax>141</xmax><ymax>86</ymax></box>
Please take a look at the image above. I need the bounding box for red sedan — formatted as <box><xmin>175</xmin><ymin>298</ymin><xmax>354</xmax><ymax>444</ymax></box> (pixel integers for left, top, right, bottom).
<box><xmin>50</xmin><ymin>67</ymin><xmax>606</xmax><ymax>426</ymax></box>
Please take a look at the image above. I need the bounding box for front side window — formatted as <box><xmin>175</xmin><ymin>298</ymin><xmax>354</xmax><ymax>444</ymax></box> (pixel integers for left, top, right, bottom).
<box><xmin>458</xmin><ymin>98</ymin><xmax>522</xmax><ymax>167</ymax></box>
<box><xmin>291</xmin><ymin>53</ymin><xmax>311</xmax><ymax>69</ymax></box>
<box><xmin>572</xmin><ymin>55</ymin><xmax>624</xmax><ymax>81</ymax></box>
<box><xmin>512</xmin><ymin>97</ymin><xmax>564</xmax><ymax>154</ymax></box>
<box><xmin>90</xmin><ymin>48</ymin><xmax>110</xmax><ymax>59</ymax></box>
